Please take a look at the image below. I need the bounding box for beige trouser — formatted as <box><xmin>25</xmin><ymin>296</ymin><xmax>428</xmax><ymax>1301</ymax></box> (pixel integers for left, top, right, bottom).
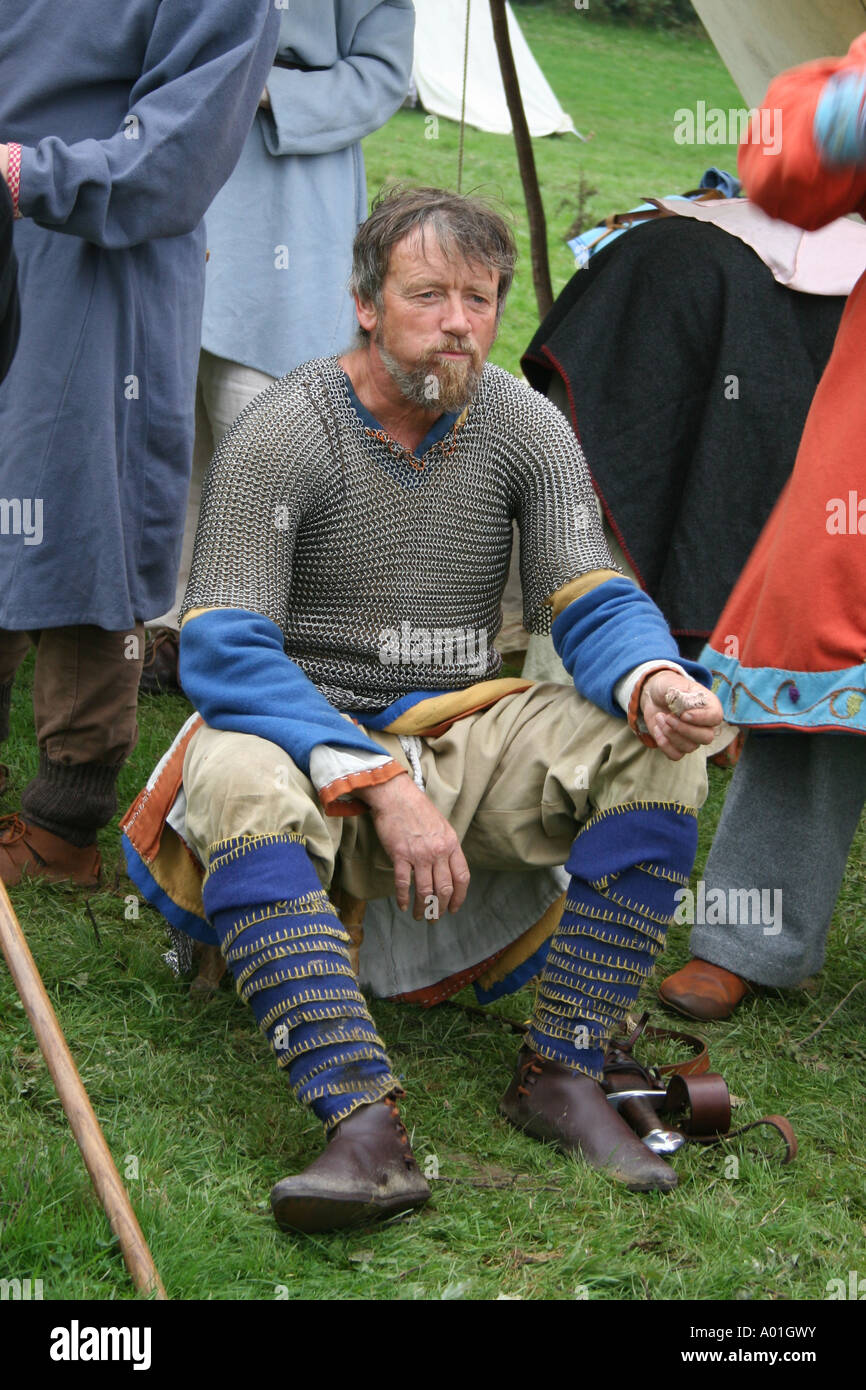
<box><xmin>183</xmin><ymin>682</ymin><xmax>709</xmax><ymax>895</ymax></box>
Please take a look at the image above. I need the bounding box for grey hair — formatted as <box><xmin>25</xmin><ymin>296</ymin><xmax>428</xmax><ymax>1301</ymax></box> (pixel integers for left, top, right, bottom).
<box><xmin>349</xmin><ymin>186</ymin><xmax>517</xmax><ymax>338</ymax></box>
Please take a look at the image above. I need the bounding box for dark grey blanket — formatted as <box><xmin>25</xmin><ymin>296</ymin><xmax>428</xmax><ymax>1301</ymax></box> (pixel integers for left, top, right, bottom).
<box><xmin>522</xmin><ymin>217</ymin><xmax>844</xmax><ymax>643</ymax></box>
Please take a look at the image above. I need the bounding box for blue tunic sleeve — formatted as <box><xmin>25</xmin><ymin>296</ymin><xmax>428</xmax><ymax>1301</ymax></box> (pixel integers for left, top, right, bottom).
<box><xmin>261</xmin><ymin>0</ymin><xmax>415</xmax><ymax>156</ymax></box>
<box><xmin>17</xmin><ymin>0</ymin><xmax>281</xmax><ymax>248</ymax></box>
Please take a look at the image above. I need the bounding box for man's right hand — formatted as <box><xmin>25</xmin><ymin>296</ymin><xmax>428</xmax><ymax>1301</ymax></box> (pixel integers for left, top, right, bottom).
<box><xmin>355</xmin><ymin>773</ymin><xmax>470</xmax><ymax>920</ymax></box>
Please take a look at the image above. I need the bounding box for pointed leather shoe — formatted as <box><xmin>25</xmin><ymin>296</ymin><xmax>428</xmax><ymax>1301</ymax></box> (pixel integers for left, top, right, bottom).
<box><xmin>500</xmin><ymin>1048</ymin><xmax>678</xmax><ymax>1192</ymax></box>
<box><xmin>659</xmin><ymin>958</ymin><xmax>750</xmax><ymax>1021</ymax></box>
<box><xmin>0</xmin><ymin>814</ymin><xmax>101</xmax><ymax>887</ymax></box>
<box><xmin>270</xmin><ymin>1093</ymin><xmax>431</xmax><ymax>1234</ymax></box>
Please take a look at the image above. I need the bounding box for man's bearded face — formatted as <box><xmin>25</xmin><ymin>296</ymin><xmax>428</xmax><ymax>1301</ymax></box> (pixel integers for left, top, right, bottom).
<box><xmin>375</xmin><ymin>328</ymin><xmax>484</xmax><ymax>413</ymax></box>
<box><xmin>364</xmin><ymin>230</ymin><xmax>501</xmax><ymax>414</ymax></box>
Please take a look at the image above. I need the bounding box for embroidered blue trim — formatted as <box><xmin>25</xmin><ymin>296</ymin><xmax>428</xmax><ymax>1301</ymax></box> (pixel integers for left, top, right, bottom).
<box><xmin>704</xmin><ymin>646</ymin><xmax>866</xmax><ymax>732</ymax></box>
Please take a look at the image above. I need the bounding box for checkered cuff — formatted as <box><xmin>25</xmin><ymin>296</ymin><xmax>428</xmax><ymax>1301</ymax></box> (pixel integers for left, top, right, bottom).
<box><xmin>5</xmin><ymin>143</ymin><xmax>22</xmax><ymax>218</ymax></box>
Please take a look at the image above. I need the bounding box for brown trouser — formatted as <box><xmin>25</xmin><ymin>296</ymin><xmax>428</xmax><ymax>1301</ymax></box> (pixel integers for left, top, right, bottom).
<box><xmin>0</xmin><ymin>624</ymin><xmax>144</xmax><ymax>842</ymax></box>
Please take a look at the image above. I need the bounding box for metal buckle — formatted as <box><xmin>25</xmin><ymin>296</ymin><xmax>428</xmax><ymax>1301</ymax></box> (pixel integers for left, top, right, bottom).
<box><xmin>642</xmin><ymin>1127</ymin><xmax>686</xmax><ymax>1156</ymax></box>
<box><xmin>604</xmin><ymin>1088</ymin><xmax>667</xmax><ymax>1111</ymax></box>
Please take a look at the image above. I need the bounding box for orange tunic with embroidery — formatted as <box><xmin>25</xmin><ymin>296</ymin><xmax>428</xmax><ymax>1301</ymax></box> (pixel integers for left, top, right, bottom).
<box><xmin>705</xmin><ymin>35</ymin><xmax>866</xmax><ymax>732</ymax></box>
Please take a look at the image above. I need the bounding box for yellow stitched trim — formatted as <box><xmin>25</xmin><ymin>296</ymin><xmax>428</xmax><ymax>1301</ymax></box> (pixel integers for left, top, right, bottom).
<box><xmin>530</xmin><ymin>1017</ymin><xmax>605</xmax><ymax>1045</ymax></box>
<box><xmin>258</xmin><ymin>990</ymin><xmax>367</xmax><ymax>1031</ymax></box>
<box><xmin>217</xmin><ymin>894</ymin><xmax>339</xmax><ymax>951</ymax></box>
<box><xmin>597</xmin><ymin>890</ymin><xmax>678</xmax><ymax>927</ymax></box>
<box><xmin>276</xmin><ymin>1026</ymin><xmax>380</xmax><ymax>1060</ymax></box>
<box><xmin>540</xmin><ymin>968</ymin><xmax>650</xmax><ymax>1001</ymax></box>
<box><xmin>234</xmin><ymin>938</ymin><xmax>351</xmax><ymax>989</ymax></box>
<box><xmin>581</xmin><ymin>799</ymin><xmax>698</xmax><ymax>827</ymax></box>
<box><xmin>535</xmin><ymin>990</ymin><xmax>628</xmax><ymax>1018</ymax></box>
<box><xmin>535</xmin><ymin>996</ymin><xmax>616</xmax><ymax>1022</ymax></box>
<box><xmin>559</xmin><ymin>906</ymin><xmax>667</xmax><ymax>946</ymax></box>
<box><xmin>321</xmin><ymin>1077</ymin><xmax>400</xmax><ymax>1133</ymax></box>
<box><xmin>545</xmin><ymin>951</ymin><xmax>649</xmax><ymax>986</ymax></box>
<box><xmin>534</xmin><ymin>996</ymin><xmax>623</xmax><ymax>1024</ymax></box>
<box><xmin>207</xmin><ymin>831</ymin><xmax>308</xmax><ymax>867</ymax></box>
<box><xmin>224</xmin><ymin>921</ymin><xmax>348</xmax><ymax>964</ymax></box>
<box><xmin>289</xmin><ymin>1045</ymin><xmax>390</xmax><ymax>1089</ymax></box>
<box><xmin>239</xmin><ymin>961</ymin><xmax>356</xmax><ymax>1000</ymax></box>
<box><xmin>634</xmin><ymin>861</ymin><xmax>691</xmax><ymax>886</ymax></box>
<box><xmin>547</xmin><ymin>568</ymin><xmax>622</xmax><ymax>620</ymax></box>
<box><xmin>521</xmin><ymin>1039</ymin><xmax>602</xmax><ymax>1078</ymax></box>
<box><xmin>552</xmin><ymin>930</ymin><xmax>662</xmax><ymax>960</ymax></box>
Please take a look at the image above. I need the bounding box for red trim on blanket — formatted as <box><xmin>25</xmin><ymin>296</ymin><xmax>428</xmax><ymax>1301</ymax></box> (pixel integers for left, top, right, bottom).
<box><xmin>386</xmin><ymin>945</ymin><xmax>509</xmax><ymax>1008</ymax></box>
<box><xmin>539</xmin><ymin>343</ymin><xmax>647</xmax><ymax>593</ymax></box>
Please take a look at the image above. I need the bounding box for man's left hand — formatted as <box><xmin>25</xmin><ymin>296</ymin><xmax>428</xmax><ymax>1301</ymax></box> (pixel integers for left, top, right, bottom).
<box><xmin>640</xmin><ymin>670</ymin><xmax>724</xmax><ymax>761</ymax></box>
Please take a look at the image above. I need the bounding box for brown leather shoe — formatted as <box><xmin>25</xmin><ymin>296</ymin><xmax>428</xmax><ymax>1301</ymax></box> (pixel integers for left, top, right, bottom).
<box><xmin>139</xmin><ymin>627</ymin><xmax>181</xmax><ymax>695</ymax></box>
<box><xmin>270</xmin><ymin>1093</ymin><xmax>432</xmax><ymax>1234</ymax></box>
<box><xmin>500</xmin><ymin>1048</ymin><xmax>678</xmax><ymax>1192</ymax></box>
<box><xmin>0</xmin><ymin>814</ymin><xmax>101</xmax><ymax>887</ymax></box>
<box><xmin>659</xmin><ymin>958</ymin><xmax>750</xmax><ymax>1021</ymax></box>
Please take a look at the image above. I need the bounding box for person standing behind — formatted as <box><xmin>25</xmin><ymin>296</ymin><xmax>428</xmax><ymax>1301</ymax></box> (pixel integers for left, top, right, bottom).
<box><xmin>142</xmin><ymin>0</ymin><xmax>416</xmax><ymax>689</ymax></box>
<box><xmin>661</xmin><ymin>34</ymin><xmax>866</xmax><ymax>1019</ymax></box>
<box><xmin>0</xmin><ymin>178</ymin><xmax>18</xmax><ymax>383</ymax></box>
<box><xmin>0</xmin><ymin>0</ymin><xmax>281</xmax><ymax>883</ymax></box>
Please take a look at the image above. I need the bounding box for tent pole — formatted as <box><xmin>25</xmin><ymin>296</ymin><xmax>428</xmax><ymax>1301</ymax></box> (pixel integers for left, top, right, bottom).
<box><xmin>488</xmin><ymin>0</ymin><xmax>554</xmax><ymax>321</ymax></box>
<box><xmin>457</xmin><ymin>0</ymin><xmax>472</xmax><ymax>192</ymax></box>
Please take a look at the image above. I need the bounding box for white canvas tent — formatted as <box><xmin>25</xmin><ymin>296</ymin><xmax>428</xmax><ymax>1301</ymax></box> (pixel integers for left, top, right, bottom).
<box><xmin>411</xmin><ymin>0</ymin><xmax>579</xmax><ymax>138</ymax></box>
<box><xmin>692</xmin><ymin>0</ymin><xmax>866</xmax><ymax>108</ymax></box>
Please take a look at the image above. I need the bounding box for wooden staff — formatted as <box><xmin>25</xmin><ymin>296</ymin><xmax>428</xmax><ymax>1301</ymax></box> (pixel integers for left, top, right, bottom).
<box><xmin>0</xmin><ymin>878</ymin><xmax>167</xmax><ymax>1300</ymax></box>
<box><xmin>489</xmin><ymin>0</ymin><xmax>554</xmax><ymax>321</ymax></box>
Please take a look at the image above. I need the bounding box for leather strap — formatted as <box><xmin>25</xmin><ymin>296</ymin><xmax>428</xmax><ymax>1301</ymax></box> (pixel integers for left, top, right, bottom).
<box><xmin>684</xmin><ymin>1115</ymin><xmax>798</xmax><ymax>1165</ymax></box>
<box><xmin>617</xmin><ymin>1013</ymin><xmax>710</xmax><ymax>1076</ymax></box>
<box><xmin>608</xmin><ymin>1015</ymin><xmax>797</xmax><ymax>1163</ymax></box>
<box><xmin>663</xmin><ymin>1072</ymin><xmax>731</xmax><ymax>1135</ymax></box>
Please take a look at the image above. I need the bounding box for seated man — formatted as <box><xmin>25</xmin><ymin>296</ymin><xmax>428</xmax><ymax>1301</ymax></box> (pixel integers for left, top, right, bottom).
<box><xmin>124</xmin><ymin>187</ymin><xmax>723</xmax><ymax>1233</ymax></box>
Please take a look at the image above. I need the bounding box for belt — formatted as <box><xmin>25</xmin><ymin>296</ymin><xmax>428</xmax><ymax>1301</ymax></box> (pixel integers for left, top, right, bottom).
<box><xmin>272</xmin><ymin>57</ymin><xmax>331</xmax><ymax>72</ymax></box>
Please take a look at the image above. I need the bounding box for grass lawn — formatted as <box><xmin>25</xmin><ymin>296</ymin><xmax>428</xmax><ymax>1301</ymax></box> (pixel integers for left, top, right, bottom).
<box><xmin>2</xmin><ymin>5</ymin><xmax>865</xmax><ymax>1303</ymax></box>
<box><xmin>364</xmin><ymin>4</ymin><xmax>744</xmax><ymax>375</ymax></box>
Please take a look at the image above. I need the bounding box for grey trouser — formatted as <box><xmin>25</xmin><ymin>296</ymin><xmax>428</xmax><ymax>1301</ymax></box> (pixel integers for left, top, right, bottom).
<box><xmin>690</xmin><ymin>732</ymin><xmax>866</xmax><ymax>986</ymax></box>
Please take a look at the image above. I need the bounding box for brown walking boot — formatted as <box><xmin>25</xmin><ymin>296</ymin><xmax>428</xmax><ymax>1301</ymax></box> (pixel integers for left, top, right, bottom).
<box><xmin>0</xmin><ymin>814</ymin><xmax>101</xmax><ymax>887</ymax></box>
<box><xmin>139</xmin><ymin>627</ymin><xmax>181</xmax><ymax>695</ymax></box>
<box><xmin>659</xmin><ymin>958</ymin><xmax>750</xmax><ymax>1021</ymax></box>
<box><xmin>500</xmin><ymin>1047</ymin><xmax>678</xmax><ymax>1192</ymax></box>
<box><xmin>270</xmin><ymin>1093</ymin><xmax>432</xmax><ymax>1234</ymax></box>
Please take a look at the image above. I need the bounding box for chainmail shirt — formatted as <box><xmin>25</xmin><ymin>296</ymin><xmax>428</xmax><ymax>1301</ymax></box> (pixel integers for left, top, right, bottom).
<box><xmin>180</xmin><ymin>356</ymin><xmax>617</xmax><ymax>712</ymax></box>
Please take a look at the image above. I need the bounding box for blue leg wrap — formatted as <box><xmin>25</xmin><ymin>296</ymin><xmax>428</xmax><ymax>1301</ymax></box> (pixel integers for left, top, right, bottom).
<box><xmin>526</xmin><ymin>801</ymin><xmax>698</xmax><ymax>1079</ymax></box>
<box><xmin>202</xmin><ymin>833</ymin><xmax>398</xmax><ymax>1131</ymax></box>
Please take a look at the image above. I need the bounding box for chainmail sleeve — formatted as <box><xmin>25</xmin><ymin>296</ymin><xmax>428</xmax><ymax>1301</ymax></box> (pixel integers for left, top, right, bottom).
<box><xmin>179</xmin><ymin>373</ymin><xmax>323</xmax><ymax>629</ymax></box>
<box><xmin>492</xmin><ymin>370</ymin><xmax>619</xmax><ymax>634</ymax></box>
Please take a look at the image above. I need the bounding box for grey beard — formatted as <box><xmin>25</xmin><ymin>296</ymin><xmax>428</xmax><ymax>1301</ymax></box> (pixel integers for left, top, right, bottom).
<box><xmin>377</xmin><ymin>342</ymin><xmax>482</xmax><ymax>414</ymax></box>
